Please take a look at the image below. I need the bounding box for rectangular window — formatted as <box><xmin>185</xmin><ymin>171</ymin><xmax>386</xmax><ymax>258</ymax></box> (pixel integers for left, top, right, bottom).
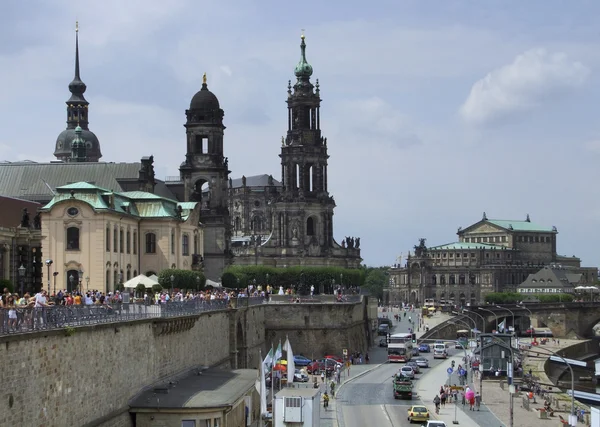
<box><xmin>120</xmin><ymin>229</ymin><xmax>124</xmax><ymax>253</ymax></box>
<box><xmin>126</xmin><ymin>231</ymin><xmax>131</xmax><ymax>254</ymax></box>
<box><xmin>182</xmin><ymin>234</ymin><xmax>189</xmax><ymax>256</ymax></box>
<box><xmin>133</xmin><ymin>231</ymin><xmax>137</xmax><ymax>255</ymax></box>
<box><xmin>181</xmin><ymin>421</ymin><xmax>196</xmax><ymax>427</ymax></box>
<box><xmin>483</xmin><ymin>237</ymin><xmax>488</xmax><ymax>242</ymax></box>
<box><xmin>113</xmin><ymin>229</ymin><xmax>118</xmax><ymax>253</ymax></box>
<box><xmin>106</xmin><ymin>227</ymin><xmax>110</xmax><ymax>252</ymax></box>
<box><xmin>171</xmin><ymin>231</ymin><xmax>175</xmax><ymax>255</ymax></box>
<box><xmin>145</xmin><ymin>233</ymin><xmax>156</xmax><ymax>254</ymax></box>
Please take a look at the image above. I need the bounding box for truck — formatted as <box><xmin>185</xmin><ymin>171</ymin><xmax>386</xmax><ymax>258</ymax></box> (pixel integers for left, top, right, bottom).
<box><xmin>392</xmin><ymin>374</ymin><xmax>413</xmax><ymax>399</ymax></box>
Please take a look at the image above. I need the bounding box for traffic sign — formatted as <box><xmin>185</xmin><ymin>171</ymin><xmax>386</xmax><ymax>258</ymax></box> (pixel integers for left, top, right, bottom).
<box><xmin>342</xmin><ymin>348</ymin><xmax>348</xmax><ymax>356</ymax></box>
<box><xmin>459</xmin><ymin>368</ymin><xmax>466</xmax><ymax>376</ymax></box>
<box><xmin>447</xmin><ymin>367</ymin><xmax>453</xmax><ymax>374</ymax></box>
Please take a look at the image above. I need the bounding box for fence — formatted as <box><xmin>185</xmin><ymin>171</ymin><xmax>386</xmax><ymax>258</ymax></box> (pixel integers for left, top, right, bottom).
<box><xmin>0</xmin><ymin>297</ymin><xmax>265</xmax><ymax>336</ymax></box>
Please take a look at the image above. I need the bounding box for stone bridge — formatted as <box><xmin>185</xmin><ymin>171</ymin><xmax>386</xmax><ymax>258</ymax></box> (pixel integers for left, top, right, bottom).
<box><xmin>463</xmin><ymin>302</ymin><xmax>600</xmax><ymax>338</ymax></box>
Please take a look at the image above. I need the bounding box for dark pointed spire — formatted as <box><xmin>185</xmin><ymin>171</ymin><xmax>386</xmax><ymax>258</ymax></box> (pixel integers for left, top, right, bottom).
<box><xmin>294</xmin><ymin>32</ymin><xmax>313</xmax><ymax>80</ymax></box>
<box><xmin>68</xmin><ymin>21</ymin><xmax>87</xmax><ymax>103</ymax></box>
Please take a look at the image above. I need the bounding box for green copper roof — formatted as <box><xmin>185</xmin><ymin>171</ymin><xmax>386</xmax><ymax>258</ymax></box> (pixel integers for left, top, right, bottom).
<box><xmin>294</xmin><ymin>35</ymin><xmax>313</xmax><ymax>79</ymax></box>
<box><xmin>58</xmin><ymin>182</ymin><xmax>109</xmax><ymax>191</ymax></box>
<box><xmin>429</xmin><ymin>242</ymin><xmax>508</xmax><ymax>251</ymax></box>
<box><xmin>486</xmin><ymin>219</ymin><xmax>555</xmax><ymax>233</ymax></box>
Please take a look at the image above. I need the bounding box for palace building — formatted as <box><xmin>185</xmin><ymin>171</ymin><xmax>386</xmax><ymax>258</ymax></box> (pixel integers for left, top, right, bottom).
<box><xmin>385</xmin><ymin>213</ymin><xmax>597</xmax><ymax>306</ymax></box>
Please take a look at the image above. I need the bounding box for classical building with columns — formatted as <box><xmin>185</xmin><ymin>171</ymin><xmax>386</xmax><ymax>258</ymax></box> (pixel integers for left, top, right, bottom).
<box><xmin>385</xmin><ymin>213</ymin><xmax>597</xmax><ymax>306</ymax></box>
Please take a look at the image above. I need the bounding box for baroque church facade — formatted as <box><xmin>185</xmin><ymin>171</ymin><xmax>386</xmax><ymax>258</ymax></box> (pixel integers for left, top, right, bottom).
<box><xmin>384</xmin><ymin>213</ymin><xmax>597</xmax><ymax>306</ymax></box>
<box><xmin>0</xmin><ymin>27</ymin><xmax>360</xmax><ymax>285</ymax></box>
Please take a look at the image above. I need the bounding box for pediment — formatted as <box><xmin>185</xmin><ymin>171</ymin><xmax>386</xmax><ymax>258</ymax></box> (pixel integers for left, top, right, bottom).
<box><xmin>460</xmin><ymin>220</ymin><xmax>506</xmax><ymax>235</ymax></box>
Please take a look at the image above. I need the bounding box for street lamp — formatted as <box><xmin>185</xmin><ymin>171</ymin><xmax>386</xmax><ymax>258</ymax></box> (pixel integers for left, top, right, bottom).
<box><xmin>170</xmin><ymin>274</ymin><xmax>175</xmax><ymax>295</ymax></box>
<box><xmin>478</xmin><ymin>307</ymin><xmax>499</xmax><ymax>331</ymax></box>
<box><xmin>18</xmin><ymin>264</ymin><xmax>26</xmax><ymax>296</ymax></box>
<box><xmin>53</xmin><ymin>271</ymin><xmax>59</xmax><ymax>296</ymax></box>
<box><xmin>463</xmin><ymin>309</ymin><xmax>486</xmax><ymax>334</ymax></box>
<box><xmin>515</xmin><ymin>304</ymin><xmax>533</xmax><ymax>341</ymax></box>
<box><xmin>45</xmin><ymin>259</ymin><xmax>53</xmax><ymax>293</ymax></box>
<box><xmin>85</xmin><ymin>276</ymin><xmax>90</xmax><ymax>292</ymax></box>
<box><xmin>495</xmin><ymin>305</ymin><xmax>515</xmax><ymax>335</ymax></box>
<box><xmin>196</xmin><ymin>275</ymin><xmax>200</xmax><ymax>291</ymax></box>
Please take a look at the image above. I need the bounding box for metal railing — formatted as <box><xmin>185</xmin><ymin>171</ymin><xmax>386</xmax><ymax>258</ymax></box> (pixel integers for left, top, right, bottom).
<box><xmin>0</xmin><ymin>297</ymin><xmax>265</xmax><ymax>336</ymax></box>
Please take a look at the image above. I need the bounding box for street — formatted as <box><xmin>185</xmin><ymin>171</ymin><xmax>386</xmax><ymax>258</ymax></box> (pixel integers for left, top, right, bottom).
<box><xmin>335</xmin><ymin>307</ymin><xmax>460</xmax><ymax>427</ymax></box>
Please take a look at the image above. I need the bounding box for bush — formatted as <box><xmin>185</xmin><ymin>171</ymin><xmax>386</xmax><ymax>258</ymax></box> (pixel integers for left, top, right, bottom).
<box><xmin>484</xmin><ymin>292</ymin><xmax>521</xmax><ymax>304</ymax></box>
<box><xmin>151</xmin><ymin>284</ymin><xmax>163</xmax><ymax>294</ymax></box>
<box><xmin>221</xmin><ymin>272</ymin><xmax>237</xmax><ymax>288</ymax></box>
<box><xmin>135</xmin><ymin>283</ymin><xmax>146</xmax><ymax>297</ymax></box>
<box><xmin>0</xmin><ymin>279</ymin><xmax>14</xmax><ymax>293</ymax></box>
<box><xmin>537</xmin><ymin>294</ymin><xmax>573</xmax><ymax>303</ymax></box>
<box><xmin>157</xmin><ymin>269</ymin><xmax>206</xmax><ymax>292</ymax></box>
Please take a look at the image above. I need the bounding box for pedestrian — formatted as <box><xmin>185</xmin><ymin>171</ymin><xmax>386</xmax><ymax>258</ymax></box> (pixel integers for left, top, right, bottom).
<box><xmin>365</xmin><ymin>353</ymin><xmax>370</xmax><ymax>364</ymax></box>
<box><xmin>475</xmin><ymin>392</ymin><xmax>481</xmax><ymax>411</ymax></box>
<box><xmin>321</xmin><ymin>371</ymin><xmax>325</xmax><ymax>383</ymax></box>
<box><xmin>440</xmin><ymin>391</ymin><xmax>446</xmax><ymax>407</ymax></box>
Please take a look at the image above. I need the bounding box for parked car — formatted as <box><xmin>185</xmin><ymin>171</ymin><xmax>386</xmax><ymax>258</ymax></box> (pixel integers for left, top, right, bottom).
<box><xmin>323</xmin><ymin>355</ymin><xmax>343</xmax><ymax>364</ymax></box>
<box><xmin>378</xmin><ymin>324</ymin><xmax>390</xmax><ymax>336</ymax></box>
<box><xmin>413</xmin><ymin>357</ymin><xmax>429</xmax><ymax>368</ymax></box>
<box><xmin>407</xmin><ymin>405</ymin><xmax>430</xmax><ymax>423</ymax></box>
<box><xmin>422</xmin><ymin>421</ymin><xmax>447</xmax><ymax>427</ymax></box>
<box><xmin>293</xmin><ymin>355</ymin><xmax>312</xmax><ymax>366</ymax></box>
<box><xmin>293</xmin><ymin>369</ymin><xmax>309</xmax><ymax>382</ymax></box>
<box><xmin>399</xmin><ymin>366</ymin><xmax>415</xmax><ymax>379</ymax></box>
<box><xmin>307</xmin><ymin>361</ymin><xmax>334</xmax><ymax>375</ymax></box>
<box><xmin>406</xmin><ymin>361</ymin><xmax>420</xmax><ymax>374</ymax></box>
<box><xmin>433</xmin><ymin>349</ymin><xmax>447</xmax><ymax>359</ymax></box>
<box><xmin>379</xmin><ymin>338</ymin><xmax>388</xmax><ymax>347</ymax></box>
<box><xmin>418</xmin><ymin>343</ymin><xmax>431</xmax><ymax>353</ymax></box>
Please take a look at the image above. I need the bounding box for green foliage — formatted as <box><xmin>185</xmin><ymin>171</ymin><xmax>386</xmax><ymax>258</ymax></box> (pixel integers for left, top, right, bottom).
<box><xmin>537</xmin><ymin>294</ymin><xmax>574</xmax><ymax>303</ymax></box>
<box><xmin>484</xmin><ymin>292</ymin><xmax>522</xmax><ymax>304</ymax></box>
<box><xmin>157</xmin><ymin>269</ymin><xmax>206</xmax><ymax>291</ymax></box>
<box><xmin>363</xmin><ymin>268</ymin><xmax>387</xmax><ymax>300</ymax></box>
<box><xmin>65</xmin><ymin>326</ymin><xmax>76</xmax><ymax>337</ymax></box>
<box><xmin>222</xmin><ymin>265</ymin><xmax>365</xmax><ymax>295</ymax></box>
<box><xmin>151</xmin><ymin>284</ymin><xmax>163</xmax><ymax>294</ymax></box>
<box><xmin>0</xmin><ymin>279</ymin><xmax>14</xmax><ymax>293</ymax></box>
<box><xmin>135</xmin><ymin>283</ymin><xmax>146</xmax><ymax>296</ymax></box>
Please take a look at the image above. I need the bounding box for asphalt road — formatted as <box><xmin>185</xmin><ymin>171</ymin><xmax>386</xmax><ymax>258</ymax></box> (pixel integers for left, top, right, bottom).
<box><xmin>337</xmin><ymin>309</ymin><xmax>459</xmax><ymax>427</ymax></box>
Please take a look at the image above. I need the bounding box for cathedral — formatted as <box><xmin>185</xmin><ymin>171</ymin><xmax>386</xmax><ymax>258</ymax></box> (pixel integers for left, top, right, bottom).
<box><xmin>0</xmin><ymin>27</ymin><xmax>361</xmax><ymax>285</ymax></box>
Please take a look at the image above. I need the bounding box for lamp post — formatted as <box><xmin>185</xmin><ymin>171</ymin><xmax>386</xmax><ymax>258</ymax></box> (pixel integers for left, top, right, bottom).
<box><xmin>463</xmin><ymin>309</ymin><xmax>486</xmax><ymax>334</ymax></box>
<box><xmin>495</xmin><ymin>305</ymin><xmax>515</xmax><ymax>335</ymax></box>
<box><xmin>516</xmin><ymin>304</ymin><xmax>533</xmax><ymax>341</ymax></box>
<box><xmin>528</xmin><ymin>346</ymin><xmax>576</xmax><ymax>425</ymax></box>
<box><xmin>170</xmin><ymin>274</ymin><xmax>175</xmax><ymax>296</ymax></box>
<box><xmin>478</xmin><ymin>307</ymin><xmax>499</xmax><ymax>331</ymax></box>
<box><xmin>45</xmin><ymin>259</ymin><xmax>53</xmax><ymax>293</ymax></box>
<box><xmin>18</xmin><ymin>264</ymin><xmax>26</xmax><ymax>296</ymax></box>
<box><xmin>53</xmin><ymin>271</ymin><xmax>59</xmax><ymax>296</ymax></box>
<box><xmin>196</xmin><ymin>275</ymin><xmax>200</xmax><ymax>291</ymax></box>
<box><xmin>85</xmin><ymin>276</ymin><xmax>90</xmax><ymax>292</ymax></box>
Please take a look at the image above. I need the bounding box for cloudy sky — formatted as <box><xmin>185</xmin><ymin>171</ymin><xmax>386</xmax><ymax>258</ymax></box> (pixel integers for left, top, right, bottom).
<box><xmin>1</xmin><ymin>1</ymin><xmax>599</xmax><ymax>268</ymax></box>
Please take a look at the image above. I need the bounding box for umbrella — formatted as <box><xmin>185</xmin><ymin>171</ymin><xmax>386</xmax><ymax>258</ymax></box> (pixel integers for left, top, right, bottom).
<box><xmin>465</xmin><ymin>389</ymin><xmax>475</xmax><ymax>400</ymax></box>
<box><xmin>273</xmin><ymin>364</ymin><xmax>287</xmax><ymax>371</ymax></box>
<box><xmin>279</xmin><ymin>359</ymin><xmax>288</xmax><ymax>365</ymax></box>
<box><xmin>428</xmin><ymin>307</ymin><xmax>436</xmax><ymax>311</ymax></box>
<box><xmin>205</xmin><ymin>279</ymin><xmax>222</xmax><ymax>288</ymax></box>
<box><xmin>123</xmin><ymin>274</ymin><xmax>159</xmax><ymax>289</ymax></box>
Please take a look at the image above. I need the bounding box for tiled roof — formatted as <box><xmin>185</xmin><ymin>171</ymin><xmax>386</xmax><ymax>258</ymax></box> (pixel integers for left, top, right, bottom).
<box><xmin>230</xmin><ymin>174</ymin><xmax>281</xmax><ymax>188</ymax></box>
<box><xmin>429</xmin><ymin>242</ymin><xmax>508</xmax><ymax>250</ymax></box>
<box><xmin>486</xmin><ymin>219</ymin><xmax>555</xmax><ymax>233</ymax></box>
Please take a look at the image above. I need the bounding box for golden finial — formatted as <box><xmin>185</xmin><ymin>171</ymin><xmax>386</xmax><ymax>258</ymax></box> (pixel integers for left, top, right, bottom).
<box><xmin>301</xmin><ymin>28</ymin><xmax>305</xmax><ymax>40</ymax></box>
<box><xmin>75</xmin><ymin>21</ymin><xmax>79</xmax><ymax>33</ymax></box>
<box><xmin>202</xmin><ymin>72</ymin><xmax>207</xmax><ymax>85</ymax></box>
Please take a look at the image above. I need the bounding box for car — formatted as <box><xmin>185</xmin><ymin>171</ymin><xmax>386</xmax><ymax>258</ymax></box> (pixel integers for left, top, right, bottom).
<box><xmin>406</xmin><ymin>361</ymin><xmax>420</xmax><ymax>374</ymax></box>
<box><xmin>399</xmin><ymin>366</ymin><xmax>415</xmax><ymax>379</ymax></box>
<box><xmin>421</xmin><ymin>421</ymin><xmax>447</xmax><ymax>427</ymax></box>
<box><xmin>413</xmin><ymin>357</ymin><xmax>429</xmax><ymax>368</ymax></box>
<box><xmin>323</xmin><ymin>355</ymin><xmax>343</xmax><ymax>364</ymax></box>
<box><xmin>433</xmin><ymin>349</ymin><xmax>447</xmax><ymax>359</ymax></box>
<box><xmin>378</xmin><ymin>324</ymin><xmax>390</xmax><ymax>336</ymax></box>
<box><xmin>307</xmin><ymin>361</ymin><xmax>335</xmax><ymax>375</ymax></box>
<box><xmin>379</xmin><ymin>338</ymin><xmax>388</xmax><ymax>347</ymax></box>
<box><xmin>293</xmin><ymin>368</ymin><xmax>309</xmax><ymax>382</ymax></box>
<box><xmin>293</xmin><ymin>355</ymin><xmax>312</xmax><ymax>366</ymax></box>
<box><xmin>411</xmin><ymin>347</ymin><xmax>420</xmax><ymax>356</ymax></box>
<box><xmin>418</xmin><ymin>343</ymin><xmax>431</xmax><ymax>353</ymax></box>
<box><xmin>407</xmin><ymin>405</ymin><xmax>430</xmax><ymax>422</ymax></box>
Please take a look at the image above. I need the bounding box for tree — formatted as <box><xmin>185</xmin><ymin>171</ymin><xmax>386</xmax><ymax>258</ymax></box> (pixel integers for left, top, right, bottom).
<box><xmin>363</xmin><ymin>268</ymin><xmax>387</xmax><ymax>300</ymax></box>
<box><xmin>0</xmin><ymin>279</ymin><xmax>14</xmax><ymax>293</ymax></box>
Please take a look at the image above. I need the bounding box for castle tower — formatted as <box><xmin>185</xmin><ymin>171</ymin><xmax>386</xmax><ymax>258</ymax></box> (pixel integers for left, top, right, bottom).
<box><xmin>180</xmin><ymin>74</ymin><xmax>231</xmax><ymax>280</ymax></box>
<box><xmin>54</xmin><ymin>22</ymin><xmax>102</xmax><ymax>162</ymax></box>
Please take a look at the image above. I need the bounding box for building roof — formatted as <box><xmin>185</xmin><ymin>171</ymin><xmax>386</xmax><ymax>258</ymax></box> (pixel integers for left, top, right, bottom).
<box><xmin>0</xmin><ymin>196</ymin><xmax>42</xmax><ymax>228</ymax></box>
<box><xmin>0</xmin><ymin>161</ymin><xmax>176</xmax><ymax>202</ymax></box>
<box><xmin>129</xmin><ymin>369</ymin><xmax>257</xmax><ymax>409</ymax></box>
<box><xmin>429</xmin><ymin>242</ymin><xmax>508</xmax><ymax>251</ymax></box>
<box><xmin>41</xmin><ymin>182</ymin><xmax>196</xmax><ymax>220</ymax></box>
<box><xmin>276</xmin><ymin>387</ymin><xmax>320</xmax><ymax>398</ymax></box>
<box><xmin>230</xmin><ymin>174</ymin><xmax>281</xmax><ymax>188</ymax></box>
<box><xmin>518</xmin><ymin>266</ymin><xmax>583</xmax><ymax>289</ymax></box>
<box><xmin>485</xmin><ymin>219</ymin><xmax>556</xmax><ymax>233</ymax></box>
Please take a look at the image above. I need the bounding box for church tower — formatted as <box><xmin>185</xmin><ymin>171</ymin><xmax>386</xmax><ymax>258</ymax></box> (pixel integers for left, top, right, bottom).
<box><xmin>271</xmin><ymin>34</ymin><xmax>336</xmax><ymax>252</ymax></box>
<box><xmin>54</xmin><ymin>22</ymin><xmax>102</xmax><ymax>162</ymax></box>
<box><xmin>179</xmin><ymin>74</ymin><xmax>231</xmax><ymax>280</ymax></box>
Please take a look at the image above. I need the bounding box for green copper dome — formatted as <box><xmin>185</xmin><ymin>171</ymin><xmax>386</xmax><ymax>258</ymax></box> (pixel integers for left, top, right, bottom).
<box><xmin>294</xmin><ymin>35</ymin><xmax>313</xmax><ymax>78</ymax></box>
<box><xmin>75</xmin><ymin>125</ymin><xmax>83</xmax><ymax>133</ymax></box>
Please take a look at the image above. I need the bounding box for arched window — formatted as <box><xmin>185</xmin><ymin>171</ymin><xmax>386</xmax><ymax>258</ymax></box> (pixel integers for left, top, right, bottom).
<box><xmin>431</xmin><ymin>274</ymin><xmax>437</xmax><ymax>286</ymax></box>
<box><xmin>306</xmin><ymin>217</ymin><xmax>315</xmax><ymax>236</ymax></box>
<box><xmin>182</xmin><ymin>234</ymin><xmax>189</xmax><ymax>256</ymax></box>
<box><xmin>449</xmin><ymin>274</ymin><xmax>455</xmax><ymax>285</ymax></box>
<box><xmin>133</xmin><ymin>269</ymin><xmax>138</xmax><ymax>277</ymax></box>
<box><xmin>106</xmin><ymin>226</ymin><xmax>110</xmax><ymax>252</ymax></box>
<box><xmin>252</xmin><ymin>216</ymin><xmax>263</xmax><ymax>231</ymax></box>
<box><xmin>126</xmin><ymin>268</ymin><xmax>131</xmax><ymax>280</ymax></box>
<box><xmin>171</xmin><ymin>230</ymin><xmax>175</xmax><ymax>255</ymax></box>
<box><xmin>66</xmin><ymin>227</ymin><xmax>80</xmax><ymax>250</ymax></box>
<box><xmin>145</xmin><ymin>233</ymin><xmax>156</xmax><ymax>254</ymax></box>
<box><xmin>459</xmin><ymin>274</ymin><xmax>465</xmax><ymax>285</ymax></box>
<box><xmin>106</xmin><ymin>268</ymin><xmax>110</xmax><ymax>289</ymax></box>
<box><xmin>440</xmin><ymin>275</ymin><xmax>446</xmax><ymax>285</ymax></box>
<box><xmin>113</xmin><ymin>270</ymin><xmax>118</xmax><ymax>289</ymax></box>
<box><xmin>126</xmin><ymin>230</ymin><xmax>131</xmax><ymax>253</ymax></box>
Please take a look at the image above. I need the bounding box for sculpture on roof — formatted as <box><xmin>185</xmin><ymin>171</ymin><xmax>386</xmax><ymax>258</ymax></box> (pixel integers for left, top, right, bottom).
<box><xmin>526</xmin><ymin>213</ymin><xmax>530</xmax><ymax>222</ymax></box>
<box><xmin>414</xmin><ymin>238</ymin><xmax>427</xmax><ymax>257</ymax></box>
<box><xmin>33</xmin><ymin>212</ymin><xmax>41</xmax><ymax>229</ymax></box>
<box><xmin>482</xmin><ymin>212</ymin><xmax>487</xmax><ymax>221</ymax></box>
<box><xmin>268</xmin><ymin>175</ymin><xmax>274</xmax><ymax>186</ymax></box>
<box><xmin>242</xmin><ymin>175</ymin><xmax>247</xmax><ymax>187</ymax></box>
<box><xmin>228</xmin><ymin>177</ymin><xmax>232</xmax><ymax>188</ymax></box>
<box><xmin>20</xmin><ymin>208</ymin><xmax>30</xmax><ymax>228</ymax></box>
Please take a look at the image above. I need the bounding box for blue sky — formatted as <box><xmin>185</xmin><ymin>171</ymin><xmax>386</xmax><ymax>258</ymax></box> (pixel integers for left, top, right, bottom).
<box><xmin>1</xmin><ymin>0</ymin><xmax>599</xmax><ymax>267</ymax></box>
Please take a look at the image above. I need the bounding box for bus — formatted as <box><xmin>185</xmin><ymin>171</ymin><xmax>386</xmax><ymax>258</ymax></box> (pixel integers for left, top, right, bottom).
<box><xmin>389</xmin><ymin>333</ymin><xmax>412</xmax><ymax>344</ymax></box>
<box><xmin>424</xmin><ymin>299</ymin><xmax>436</xmax><ymax>308</ymax></box>
<box><xmin>388</xmin><ymin>342</ymin><xmax>413</xmax><ymax>362</ymax></box>
<box><xmin>456</xmin><ymin>330</ymin><xmax>469</xmax><ymax>349</ymax></box>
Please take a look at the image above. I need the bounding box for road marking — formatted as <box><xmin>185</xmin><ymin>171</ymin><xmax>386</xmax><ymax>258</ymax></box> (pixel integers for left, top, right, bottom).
<box><xmin>380</xmin><ymin>404</ymin><xmax>393</xmax><ymax>425</ymax></box>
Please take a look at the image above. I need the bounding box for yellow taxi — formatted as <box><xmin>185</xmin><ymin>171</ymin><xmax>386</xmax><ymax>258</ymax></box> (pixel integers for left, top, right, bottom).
<box><xmin>407</xmin><ymin>405</ymin><xmax>430</xmax><ymax>423</ymax></box>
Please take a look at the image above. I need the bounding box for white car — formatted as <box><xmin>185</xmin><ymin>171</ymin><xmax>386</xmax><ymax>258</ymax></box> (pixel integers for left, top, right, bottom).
<box><xmin>421</xmin><ymin>421</ymin><xmax>447</xmax><ymax>427</ymax></box>
<box><xmin>414</xmin><ymin>357</ymin><xmax>429</xmax><ymax>368</ymax></box>
<box><xmin>293</xmin><ymin>369</ymin><xmax>309</xmax><ymax>382</ymax></box>
<box><xmin>399</xmin><ymin>366</ymin><xmax>415</xmax><ymax>379</ymax></box>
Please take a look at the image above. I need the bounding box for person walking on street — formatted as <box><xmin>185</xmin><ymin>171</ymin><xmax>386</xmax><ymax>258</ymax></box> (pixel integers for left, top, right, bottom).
<box><xmin>475</xmin><ymin>392</ymin><xmax>481</xmax><ymax>411</ymax></box>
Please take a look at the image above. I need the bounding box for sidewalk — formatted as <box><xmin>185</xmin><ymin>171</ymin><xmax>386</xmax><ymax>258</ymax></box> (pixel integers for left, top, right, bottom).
<box><xmin>417</xmin><ymin>353</ymin><xmax>505</xmax><ymax>427</ymax></box>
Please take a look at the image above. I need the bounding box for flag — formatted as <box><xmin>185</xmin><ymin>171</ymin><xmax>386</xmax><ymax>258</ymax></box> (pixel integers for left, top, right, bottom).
<box><xmin>498</xmin><ymin>320</ymin><xmax>505</xmax><ymax>333</ymax></box>
<box><xmin>284</xmin><ymin>336</ymin><xmax>295</xmax><ymax>385</ymax></box>
<box><xmin>263</xmin><ymin>345</ymin><xmax>274</xmax><ymax>369</ymax></box>
<box><xmin>259</xmin><ymin>351</ymin><xmax>268</xmax><ymax>416</ymax></box>
<box><xmin>274</xmin><ymin>340</ymin><xmax>282</xmax><ymax>363</ymax></box>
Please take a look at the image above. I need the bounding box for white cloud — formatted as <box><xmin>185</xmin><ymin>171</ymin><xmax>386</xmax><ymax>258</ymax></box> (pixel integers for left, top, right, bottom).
<box><xmin>460</xmin><ymin>49</ymin><xmax>590</xmax><ymax>125</ymax></box>
<box><xmin>583</xmin><ymin>140</ymin><xmax>600</xmax><ymax>154</ymax></box>
<box><xmin>219</xmin><ymin>65</ymin><xmax>233</xmax><ymax>77</ymax></box>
